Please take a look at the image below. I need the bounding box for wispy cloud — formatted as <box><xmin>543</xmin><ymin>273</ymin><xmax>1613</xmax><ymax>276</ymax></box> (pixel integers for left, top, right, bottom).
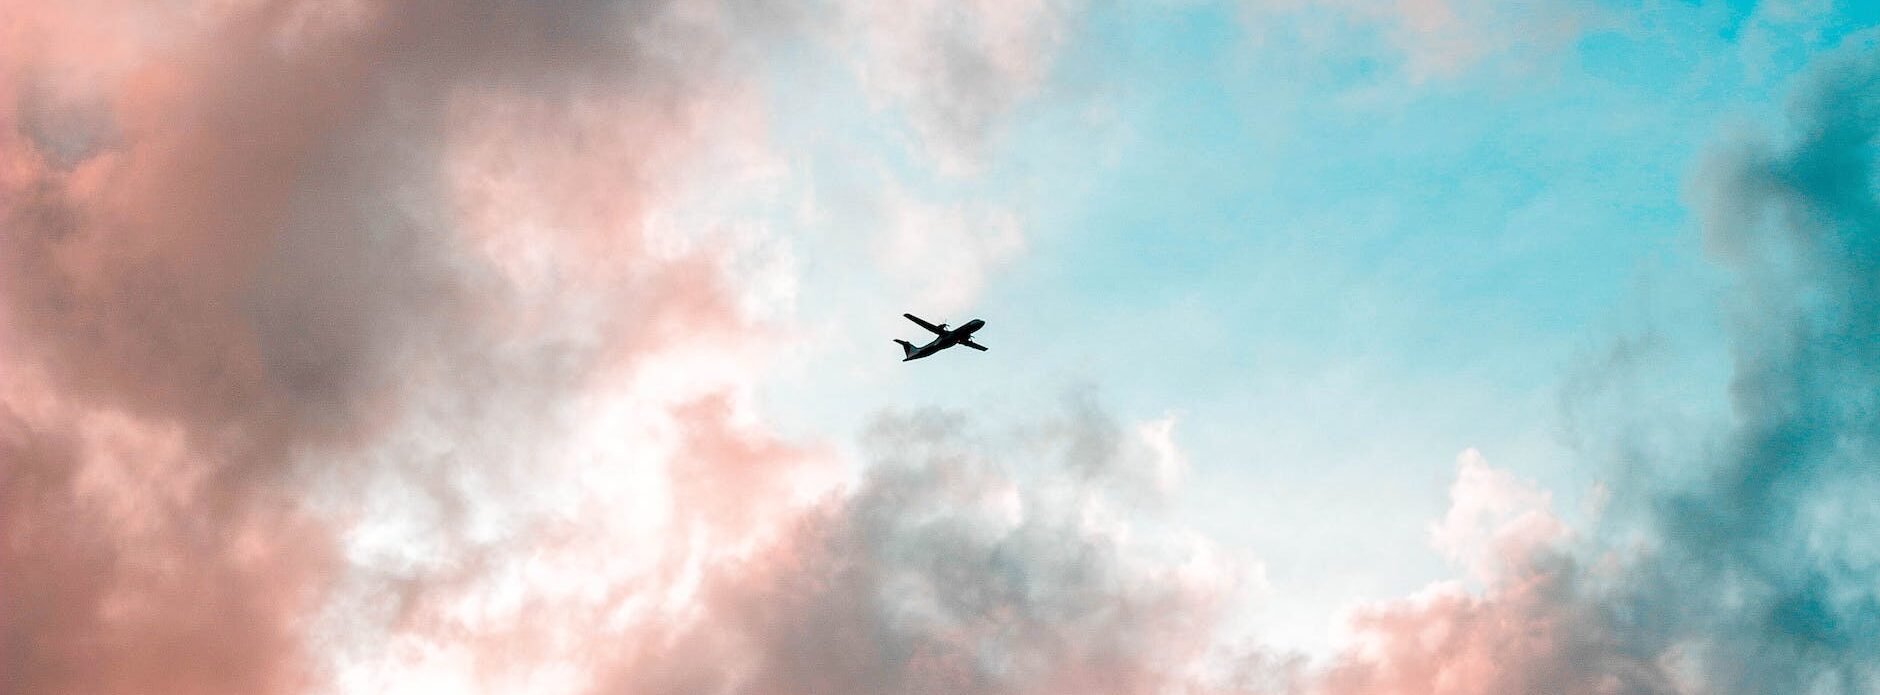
<box><xmin>830</xmin><ymin>0</ymin><xmax>1084</xmax><ymax>172</ymax></box>
<box><xmin>1241</xmin><ymin>0</ymin><xmax>1596</xmax><ymax>81</ymax></box>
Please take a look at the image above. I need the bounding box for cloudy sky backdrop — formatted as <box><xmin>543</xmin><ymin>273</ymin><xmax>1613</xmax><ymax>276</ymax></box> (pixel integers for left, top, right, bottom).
<box><xmin>5</xmin><ymin>0</ymin><xmax>1880</xmax><ymax>693</ymax></box>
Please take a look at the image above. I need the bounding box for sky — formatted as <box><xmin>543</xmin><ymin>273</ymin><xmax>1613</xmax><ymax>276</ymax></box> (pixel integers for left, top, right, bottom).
<box><xmin>4</xmin><ymin>1</ymin><xmax>1880</xmax><ymax>694</ymax></box>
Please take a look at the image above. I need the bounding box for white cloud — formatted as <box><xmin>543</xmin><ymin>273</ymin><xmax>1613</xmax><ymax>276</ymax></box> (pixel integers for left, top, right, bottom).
<box><xmin>1427</xmin><ymin>448</ymin><xmax>1568</xmax><ymax>584</ymax></box>
<box><xmin>832</xmin><ymin>0</ymin><xmax>1082</xmax><ymax>172</ymax></box>
<box><xmin>877</xmin><ymin>189</ymin><xmax>1027</xmax><ymax>315</ymax></box>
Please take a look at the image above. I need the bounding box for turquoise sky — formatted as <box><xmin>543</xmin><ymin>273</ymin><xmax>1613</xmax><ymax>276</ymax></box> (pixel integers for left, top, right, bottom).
<box><xmin>755</xmin><ymin>0</ymin><xmax>1878</xmax><ymax>652</ymax></box>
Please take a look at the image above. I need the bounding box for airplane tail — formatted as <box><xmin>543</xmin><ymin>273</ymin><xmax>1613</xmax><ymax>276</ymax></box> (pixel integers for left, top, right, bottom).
<box><xmin>893</xmin><ymin>339</ymin><xmax>917</xmax><ymax>359</ymax></box>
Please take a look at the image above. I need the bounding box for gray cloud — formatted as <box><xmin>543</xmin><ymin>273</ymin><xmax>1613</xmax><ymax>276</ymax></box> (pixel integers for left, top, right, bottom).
<box><xmin>1307</xmin><ymin>30</ymin><xmax>1880</xmax><ymax>695</ymax></box>
<box><xmin>593</xmin><ymin>400</ymin><xmax>1236</xmax><ymax>695</ymax></box>
<box><xmin>1629</xmin><ymin>31</ymin><xmax>1880</xmax><ymax>692</ymax></box>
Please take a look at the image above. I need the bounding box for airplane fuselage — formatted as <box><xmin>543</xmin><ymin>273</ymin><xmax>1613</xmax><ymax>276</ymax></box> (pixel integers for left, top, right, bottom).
<box><xmin>902</xmin><ymin>318</ymin><xmax>984</xmax><ymax>361</ymax></box>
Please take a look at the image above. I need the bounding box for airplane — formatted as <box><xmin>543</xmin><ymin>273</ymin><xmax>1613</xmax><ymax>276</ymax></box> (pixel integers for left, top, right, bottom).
<box><xmin>894</xmin><ymin>313</ymin><xmax>987</xmax><ymax>361</ymax></box>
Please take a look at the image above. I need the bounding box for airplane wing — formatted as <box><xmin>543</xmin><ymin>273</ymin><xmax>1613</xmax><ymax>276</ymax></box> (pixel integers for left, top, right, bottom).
<box><xmin>904</xmin><ymin>313</ymin><xmax>946</xmax><ymax>335</ymax></box>
<box><xmin>960</xmin><ymin>339</ymin><xmax>988</xmax><ymax>351</ymax></box>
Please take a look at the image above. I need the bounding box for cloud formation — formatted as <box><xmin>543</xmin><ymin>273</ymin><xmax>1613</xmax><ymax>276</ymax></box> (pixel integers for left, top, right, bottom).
<box><xmin>1293</xmin><ymin>30</ymin><xmax>1880</xmax><ymax>695</ymax></box>
<box><xmin>6</xmin><ymin>3</ymin><xmax>1880</xmax><ymax>695</ymax></box>
<box><xmin>833</xmin><ymin>0</ymin><xmax>1083</xmax><ymax>171</ymax></box>
<box><xmin>1632</xmin><ymin>31</ymin><xmax>1880</xmax><ymax>690</ymax></box>
<box><xmin>877</xmin><ymin>188</ymin><xmax>1026</xmax><ymax>315</ymax></box>
<box><xmin>2</xmin><ymin>1</ymin><xmax>788</xmax><ymax>691</ymax></box>
<box><xmin>1242</xmin><ymin>0</ymin><xmax>1592</xmax><ymax>81</ymax></box>
<box><xmin>591</xmin><ymin>404</ymin><xmax>1237</xmax><ymax>695</ymax></box>
<box><xmin>0</xmin><ymin>3</ymin><xmax>1163</xmax><ymax>694</ymax></box>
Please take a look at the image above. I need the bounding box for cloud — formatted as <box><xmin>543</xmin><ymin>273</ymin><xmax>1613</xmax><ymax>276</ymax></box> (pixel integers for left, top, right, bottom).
<box><xmin>0</xmin><ymin>1</ymin><xmax>794</xmax><ymax>692</ymax></box>
<box><xmin>1630</xmin><ymin>29</ymin><xmax>1880</xmax><ymax>691</ymax></box>
<box><xmin>832</xmin><ymin>0</ymin><xmax>1083</xmax><ymax>172</ymax></box>
<box><xmin>8</xmin><ymin>3</ymin><xmax>1880</xmax><ymax>695</ymax></box>
<box><xmin>1293</xmin><ymin>29</ymin><xmax>1880</xmax><ymax>695</ymax></box>
<box><xmin>1426</xmin><ymin>449</ymin><xmax>1566</xmax><ymax>585</ymax></box>
<box><xmin>1241</xmin><ymin>0</ymin><xmax>1594</xmax><ymax>81</ymax></box>
<box><xmin>0</xmin><ymin>2</ymin><xmax>1134</xmax><ymax>693</ymax></box>
<box><xmin>590</xmin><ymin>401</ymin><xmax>1240</xmax><ymax>695</ymax></box>
<box><xmin>877</xmin><ymin>188</ymin><xmax>1026</xmax><ymax>315</ymax></box>
<box><xmin>0</xmin><ymin>379</ymin><xmax>335</xmax><ymax>695</ymax></box>
<box><xmin>1308</xmin><ymin>452</ymin><xmax>1675</xmax><ymax>695</ymax></box>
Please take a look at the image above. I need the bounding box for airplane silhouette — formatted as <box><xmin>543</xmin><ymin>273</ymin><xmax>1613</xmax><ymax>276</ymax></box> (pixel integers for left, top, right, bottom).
<box><xmin>895</xmin><ymin>313</ymin><xmax>987</xmax><ymax>361</ymax></box>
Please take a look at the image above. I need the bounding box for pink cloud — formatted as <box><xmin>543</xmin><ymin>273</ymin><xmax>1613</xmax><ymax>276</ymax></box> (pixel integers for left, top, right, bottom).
<box><xmin>1315</xmin><ymin>565</ymin><xmax>1675</xmax><ymax>695</ymax></box>
<box><xmin>1</xmin><ymin>2</ymin><xmax>791</xmax><ymax>692</ymax></box>
<box><xmin>1</xmin><ymin>373</ymin><xmax>336</xmax><ymax>695</ymax></box>
<box><xmin>583</xmin><ymin>404</ymin><xmax>1240</xmax><ymax>695</ymax></box>
<box><xmin>1427</xmin><ymin>449</ymin><xmax>1569</xmax><ymax>585</ymax></box>
<box><xmin>1313</xmin><ymin>454</ymin><xmax>1671</xmax><ymax>695</ymax></box>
